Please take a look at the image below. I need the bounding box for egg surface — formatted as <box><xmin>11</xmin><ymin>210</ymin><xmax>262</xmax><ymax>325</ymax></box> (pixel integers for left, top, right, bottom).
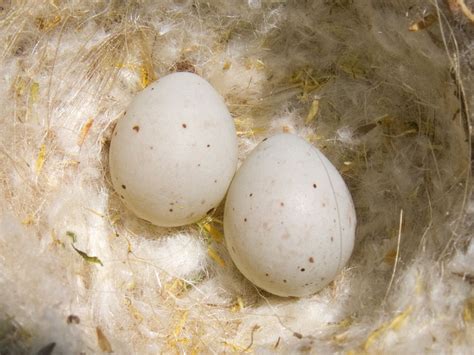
<box><xmin>224</xmin><ymin>133</ymin><xmax>356</xmax><ymax>297</ymax></box>
<box><xmin>109</xmin><ymin>72</ymin><xmax>238</xmax><ymax>227</ymax></box>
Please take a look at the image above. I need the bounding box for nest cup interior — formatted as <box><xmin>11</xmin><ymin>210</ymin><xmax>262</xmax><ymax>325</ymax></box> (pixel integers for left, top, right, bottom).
<box><xmin>0</xmin><ymin>1</ymin><xmax>472</xmax><ymax>353</ymax></box>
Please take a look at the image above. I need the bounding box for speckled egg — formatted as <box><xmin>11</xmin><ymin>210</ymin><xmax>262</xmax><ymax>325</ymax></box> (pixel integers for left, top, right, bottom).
<box><xmin>223</xmin><ymin>133</ymin><xmax>356</xmax><ymax>297</ymax></box>
<box><xmin>109</xmin><ymin>72</ymin><xmax>238</xmax><ymax>227</ymax></box>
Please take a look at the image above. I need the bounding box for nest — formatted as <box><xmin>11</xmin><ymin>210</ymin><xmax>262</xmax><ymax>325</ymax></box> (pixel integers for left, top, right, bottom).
<box><xmin>0</xmin><ymin>0</ymin><xmax>472</xmax><ymax>353</ymax></box>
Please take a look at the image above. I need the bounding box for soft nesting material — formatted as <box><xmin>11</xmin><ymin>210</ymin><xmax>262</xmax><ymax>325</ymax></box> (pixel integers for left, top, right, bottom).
<box><xmin>0</xmin><ymin>1</ymin><xmax>472</xmax><ymax>354</ymax></box>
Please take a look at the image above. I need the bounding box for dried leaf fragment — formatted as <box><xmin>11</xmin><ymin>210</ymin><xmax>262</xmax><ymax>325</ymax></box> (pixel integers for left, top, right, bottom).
<box><xmin>30</xmin><ymin>82</ymin><xmax>39</xmax><ymax>102</ymax></box>
<box><xmin>173</xmin><ymin>311</ymin><xmax>188</xmax><ymax>338</ymax></box>
<box><xmin>203</xmin><ymin>223</ymin><xmax>224</xmax><ymax>243</ymax></box>
<box><xmin>66</xmin><ymin>231</ymin><xmax>103</xmax><ymax>266</ymax></box>
<box><xmin>208</xmin><ymin>247</ymin><xmax>225</xmax><ymax>267</ymax></box>
<box><xmin>364</xmin><ymin>306</ymin><xmax>412</xmax><ymax>350</ymax></box>
<box><xmin>384</xmin><ymin>249</ymin><xmax>397</xmax><ymax>264</ymax></box>
<box><xmin>66</xmin><ymin>231</ymin><xmax>77</xmax><ymax>243</ymax></box>
<box><xmin>21</xmin><ymin>214</ymin><xmax>34</xmax><ymax>225</ymax></box>
<box><xmin>96</xmin><ymin>327</ymin><xmax>113</xmax><ymax>353</ymax></box>
<box><xmin>305</xmin><ymin>99</ymin><xmax>319</xmax><ymax>124</ymax></box>
<box><xmin>35</xmin><ymin>15</ymin><xmax>61</xmax><ymax>31</ymax></box>
<box><xmin>464</xmin><ymin>297</ymin><xmax>474</xmax><ymax>322</ymax></box>
<box><xmin>173</xmin><ymin>59</ymin><xmax>196</xmax><ymax>74</ymax></box>
<box><xmin>409</xmin><ymin>13</ymin><xmax>437</xmax><ymax>31</ymax></box>
<box><xmin>231</xmin><ymin>296</ymin><xmax>244</xmax><ymax>312</ymax></box>
<box><xmin>164</xmin><ymin>278</ymin><xmax>187</xmax><ymax>296</ymax></box>
<box><xmin>223</xmin><ymin>61</ymin><xmax>231</xmax><ymax>70</ymax></box>
<box><xmin>140</xmin><ymin>65</ymin><xmax>150</xmax><ymax>88</ymax></box>
<box><xmin>72</xmin><ymin>244</ymin><xmax>104</xmax><ymax>266</ymax></box>
<box><xmin>35</xmin><ymin>144</ymin><xmax>46</xmax><ymax>174</ymax></box>
<box><xmin>78</xmin><ymin>118</ymin><xmax>94</xmax><ymax>146</ymax></box>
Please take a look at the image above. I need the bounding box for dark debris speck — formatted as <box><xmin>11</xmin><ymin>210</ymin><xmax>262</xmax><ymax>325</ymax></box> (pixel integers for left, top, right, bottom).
<box><xmin>67</xmin><ymin>315</ymin><xmax>80</xmax><ymax>324</ymax></box>
<box><xmin>293</xmin><ymin>332</ymin><xmax>303</xmax><ymax>339</ymax></box>
<box><xmin>37</xmin><ymin>342</ymin><xmax>56</xmax><ymax>355</ymax></box>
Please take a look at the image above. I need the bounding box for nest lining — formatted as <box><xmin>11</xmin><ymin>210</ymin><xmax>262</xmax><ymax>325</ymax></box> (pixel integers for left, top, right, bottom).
<box><xmin>0</xmin><ymin>0</ymin><xmax>472</xmax><ymax>353</ymax></box>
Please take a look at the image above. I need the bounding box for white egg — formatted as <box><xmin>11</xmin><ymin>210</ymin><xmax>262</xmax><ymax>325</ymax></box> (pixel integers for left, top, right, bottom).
<box><xmin>109</xmin><ymin>72</ymin><xmax>238</xmax><ymax>227</ymax></box>
<box><xmin>224</xmin><ymin>133</ymin><xmax>356</xmax><ymax>297</ymax></box>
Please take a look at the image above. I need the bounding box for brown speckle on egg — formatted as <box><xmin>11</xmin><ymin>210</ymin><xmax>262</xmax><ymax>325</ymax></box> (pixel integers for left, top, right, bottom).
<box><xmin>132</xmin><ymin>125</ymin><xmax>140</xmax><ymax>132</ymax></box>
<box><xmin>309</xmin><ymin>257</ymin><xmax>314</xmax><ymax>263</ymax></box>
<box><xmin>182</xmin><ymin>123</ymin><xmax>187</xmax><ymax>128</ymax></box>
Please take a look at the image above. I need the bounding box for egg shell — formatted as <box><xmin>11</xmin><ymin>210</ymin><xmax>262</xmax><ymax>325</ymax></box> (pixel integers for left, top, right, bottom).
<box><xmin>224</xmin><ymin>133</ymin><xmax>356</xmax><ymax>297</ymax></box>
<box><xmin>109</xmin><ymin>72</ymin><xmax>238</xmax><ymax>227</ymax></box>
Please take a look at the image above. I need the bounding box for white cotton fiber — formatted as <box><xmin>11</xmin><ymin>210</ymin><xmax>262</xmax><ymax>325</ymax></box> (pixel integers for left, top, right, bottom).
<box><xmin>0</xmin><ymin>0</ymin><xmax>472</xmax><ymax>353</ymax></box>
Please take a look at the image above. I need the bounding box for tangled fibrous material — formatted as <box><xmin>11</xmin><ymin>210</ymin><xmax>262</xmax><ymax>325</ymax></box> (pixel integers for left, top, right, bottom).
<box><xmin>0</xmin><ymin>1</ymin><xmax>472</xmax><ymax>353</ymax></box>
